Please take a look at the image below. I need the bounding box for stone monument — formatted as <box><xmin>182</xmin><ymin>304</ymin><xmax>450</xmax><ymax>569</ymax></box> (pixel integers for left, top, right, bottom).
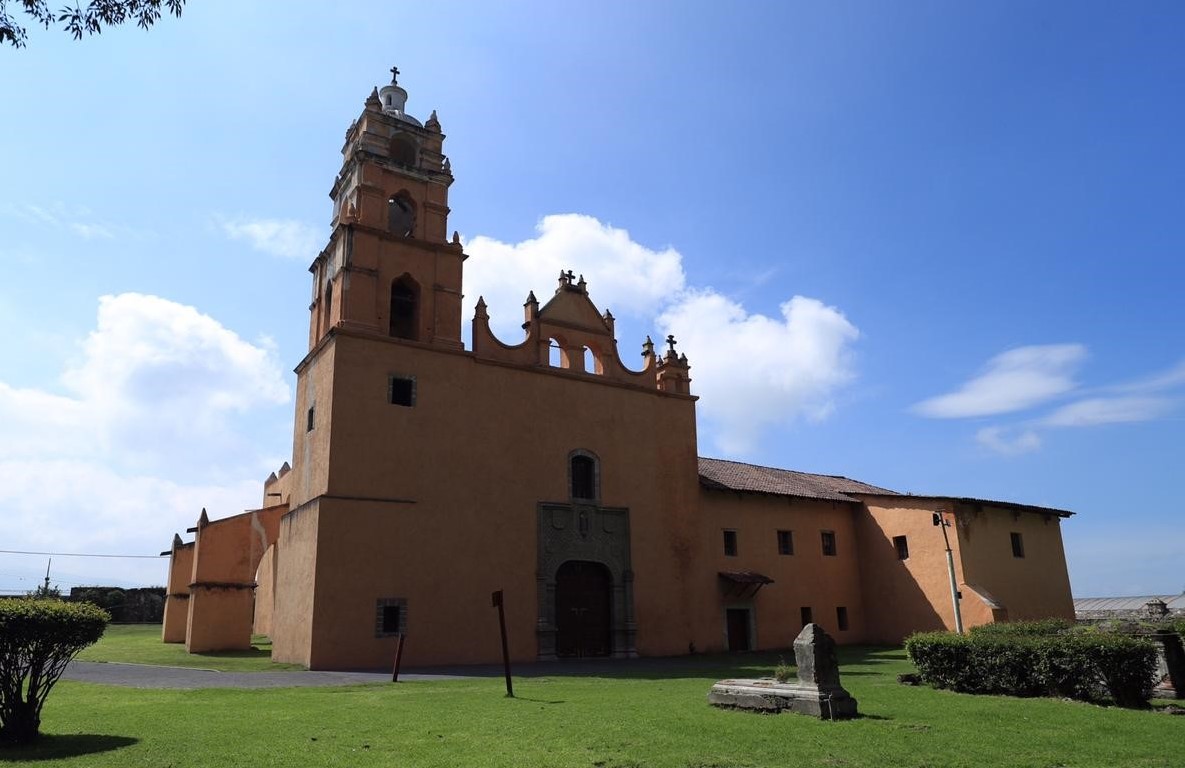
<box><xmin>708</xmin><ymin>623</ymin><xmax>858</xmax><ymax>718</ymax></box>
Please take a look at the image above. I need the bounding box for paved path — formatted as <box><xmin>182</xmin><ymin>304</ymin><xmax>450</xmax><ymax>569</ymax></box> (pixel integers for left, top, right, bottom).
<box><xmin>63</xmin><ymin>662</ymin><xmax>467</xmax><ymax>689</ymax></box>
<box><xmin>64</xmin><ymin>655</ymin><xmax>733</xmax><ymax>690</ymax></box>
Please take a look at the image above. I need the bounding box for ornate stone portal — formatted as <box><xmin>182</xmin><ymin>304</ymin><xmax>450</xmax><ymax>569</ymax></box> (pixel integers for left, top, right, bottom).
<box><xmin>536</xmin><ymin>502</ymin><xmax>636</xmax><ymax>660</ymax></box>
<box><xmin>708</xmin><ymin>624</ymin><xmax>859</xmax><ymax>718</ymax></box>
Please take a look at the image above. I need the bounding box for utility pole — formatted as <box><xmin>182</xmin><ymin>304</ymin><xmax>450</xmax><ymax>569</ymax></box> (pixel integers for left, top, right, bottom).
<box><xmin>932</xmin><ymin>512</ymin><xmax>964</xmax><ymax>634</ymax></box>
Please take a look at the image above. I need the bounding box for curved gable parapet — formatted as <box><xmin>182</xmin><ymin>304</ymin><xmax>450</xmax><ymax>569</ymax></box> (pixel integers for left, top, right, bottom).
<box><xmin>470</xmin><ymin>277</ymin><xmax>667</xmax><ymax>390</ymax></box>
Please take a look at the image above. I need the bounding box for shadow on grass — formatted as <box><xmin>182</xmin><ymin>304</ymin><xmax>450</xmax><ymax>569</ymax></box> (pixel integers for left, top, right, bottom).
<box><xmin>0</xmin><ymin>734</ymin><xmax>138</xmax><ymax>761</ymax></box>
<box><xmin>189</xmin><ymin>645</ymin><xmax>274</xmax><ymax>661</ymax></box>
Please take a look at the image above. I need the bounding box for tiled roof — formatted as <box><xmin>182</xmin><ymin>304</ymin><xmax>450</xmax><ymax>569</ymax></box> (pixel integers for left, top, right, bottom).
<box><xmin>855</xmin><ymin>492</ymin><xmax>1074</xmax><ymax>518</ymax></box>
<box><xmin>698</xmin><ymin>457</ymin><xmax>898</xmax><ymax>502</ymax></box>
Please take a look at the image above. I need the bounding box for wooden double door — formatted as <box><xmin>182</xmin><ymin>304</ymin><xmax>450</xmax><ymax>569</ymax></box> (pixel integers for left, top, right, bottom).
<box><xmin>554</xmin><ymin>560</ymin><xmax>612</xmax><ymax>658</ymax></box>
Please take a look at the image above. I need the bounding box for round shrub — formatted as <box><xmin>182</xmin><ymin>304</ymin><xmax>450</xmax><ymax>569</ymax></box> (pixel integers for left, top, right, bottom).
<box><xmin>0</xmin><ymin>599</ymin><xmax>109</xmax><ymax>744</ymax></box>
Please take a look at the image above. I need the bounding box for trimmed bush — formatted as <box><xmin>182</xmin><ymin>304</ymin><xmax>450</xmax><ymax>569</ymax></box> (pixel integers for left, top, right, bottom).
<box><xmin>905</xmin><ymin>627</ymin><xmax>1158</xmax><ymax>708</ymax></box>
<box><xmin>0</xmin><ymin>599</ymin><xmax>109</xmax><ymax>744</ymax></box>
<box><xmin>968</xmin><ymin>618</ymin><xmax>1073</xmax><ymax>637</ymax></box>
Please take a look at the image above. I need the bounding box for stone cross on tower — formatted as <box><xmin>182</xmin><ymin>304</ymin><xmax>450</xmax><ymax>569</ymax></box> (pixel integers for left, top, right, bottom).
<box><xmin>390</xmin><ymin>66</ymin><xmax>400</xmax><ymax>83</ymax></box>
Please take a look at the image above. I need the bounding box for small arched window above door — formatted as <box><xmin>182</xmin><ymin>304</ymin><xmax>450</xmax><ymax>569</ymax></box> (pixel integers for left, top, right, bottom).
<box><xmin>569</xmin><ymin>450</ymin><xmax>599</xmax><ymax>502</ymax></box>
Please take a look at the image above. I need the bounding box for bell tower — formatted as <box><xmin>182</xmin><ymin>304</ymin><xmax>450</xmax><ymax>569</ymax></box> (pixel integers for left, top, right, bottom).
<box><xmin>308</xmin><ymin>67</ymin><xmax>465</xmax><ymax>350</ymax></box>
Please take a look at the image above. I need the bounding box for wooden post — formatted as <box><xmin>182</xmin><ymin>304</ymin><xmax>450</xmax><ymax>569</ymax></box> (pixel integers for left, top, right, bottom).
<box><xmin>391</xmin><ymin>633</ymin><xmax>406</xmax><ymax>682</ymax></box>
<box><xmin>491</xmin><ymin>590</ymin><xmax>513</xmax><ymax>697</ymax></box>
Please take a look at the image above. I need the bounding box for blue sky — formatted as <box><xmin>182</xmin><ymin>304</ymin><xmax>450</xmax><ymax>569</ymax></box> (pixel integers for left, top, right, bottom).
<box><xmin>1</xmin><ymin>1</ymin><xmax>1181</xmax><ymax>597</ymax></box>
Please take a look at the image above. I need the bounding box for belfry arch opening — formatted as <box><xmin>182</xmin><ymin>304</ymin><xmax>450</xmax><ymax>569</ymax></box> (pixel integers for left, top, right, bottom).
<box><xmin>387</xmin><ymin>193</ymin><xmax>416</xmax><ymax>237</ymax></box>
<box><xmin>388</xmin><ymin>136</ymin><xmax>416</xmax><ymax>167</ymax></box>
<box><xmin>389</xmin><ymin>276</ymin><xmax>420</xmax><ymax>340</ymax></box>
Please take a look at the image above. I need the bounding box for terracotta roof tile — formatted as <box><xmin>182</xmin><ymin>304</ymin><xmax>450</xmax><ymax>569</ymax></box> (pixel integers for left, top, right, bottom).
<box><xmin>698</xmin><ymin>457</ymin><xmax>898</xmax><ymax>502</ymax></box>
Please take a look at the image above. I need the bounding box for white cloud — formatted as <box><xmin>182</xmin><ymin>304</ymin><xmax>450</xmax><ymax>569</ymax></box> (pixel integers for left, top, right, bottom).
<box><xmin>1040</xmin><ymin>396</ymin><xmax>1174</xmax><ymax>427</ymax></box>
<box><xmin>220</xmin><ymin>216</ymin><xmax>322</xmax><ymax>260</ymax></box>
<box><xmin>1107</xmin><ymin>359</ymin><xmax>1185</xmax><ymax>395</ymax></box>
<box><xmin>975</xmin><ymin>426</ymin><xmax>1042</xmax><ymax>456</ymax></box>
<box><xmin>0</xmin><ymin>294</ymin><xmax>291</xmax><ymax>589</ymax></box>
<box><xmin>465</xmin><ymin>214</ymin><xmax>685</xmax><ymax>341</ymax></box>
<box><xmin>912</xmin><ymin>344</ymin><xmax>1086</xmax><ymax>418</ymax></box>
<box><xmin>464</xmin><ymin>214</ymin><xmax>860</xmax><ymax>455</ymax></box>
<box><xmin>9</xmin><ymin>203</ymin><xmax>132</xmax><ymax>241</ymax></box>
<box><xmin>659</xmin><ymin>291</ymin><xmax>858</xmax><ymax>454</ymax></box>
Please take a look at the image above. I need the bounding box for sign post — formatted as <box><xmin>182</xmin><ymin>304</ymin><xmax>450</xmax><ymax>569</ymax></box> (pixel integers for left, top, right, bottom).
<box><xmin>391</xmin><ymin>633</ymin><xmax>406</xmax><ymax>682</ymax></box>
<box><xmin>491</xmin><ymin>590</ymin><xmax>513</xmax><ymax>697</ymax></box>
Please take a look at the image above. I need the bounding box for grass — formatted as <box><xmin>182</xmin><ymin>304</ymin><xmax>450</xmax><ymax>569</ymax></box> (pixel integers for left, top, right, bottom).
<box><xmin>5</xmin><ymin>642</ymin><xmax>1183</xmax><ymax>766</ymax></box>
<box><xmin>74</xmin><ymin>623</ymin><xmax>302</xmax><ymax>671</ymax></box>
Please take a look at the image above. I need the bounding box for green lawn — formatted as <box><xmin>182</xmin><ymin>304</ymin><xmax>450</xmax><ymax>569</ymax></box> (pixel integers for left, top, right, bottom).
<box><xmin>5</xmin><ymin>644</ymin><xmax>1183</xmax><ymax>766</ymax></box>
<box><xmin>74</xmin><ymin>623</ymin><xmax>302</xmax><ymax>671</ymax></box>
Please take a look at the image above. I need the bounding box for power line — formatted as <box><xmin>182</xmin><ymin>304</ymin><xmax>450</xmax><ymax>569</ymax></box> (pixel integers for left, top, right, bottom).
<box><xmin>0</xmin><ymin>549</ymin><xmax>162</xmax><ymax>560</ymax></box>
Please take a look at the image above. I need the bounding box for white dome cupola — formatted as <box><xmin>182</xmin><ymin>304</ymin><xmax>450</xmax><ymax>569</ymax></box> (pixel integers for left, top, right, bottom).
<box><xmin>378</xmin><ymin>66</ymin><xmax>422</xmax><ymax>127</ymax></box>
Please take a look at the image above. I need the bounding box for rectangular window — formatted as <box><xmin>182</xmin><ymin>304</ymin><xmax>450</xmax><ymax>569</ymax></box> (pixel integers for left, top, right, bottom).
<box><xmin>723</xmin><ymin>529</ymin><xmax>738</xmax><ymax>557</ymax></box>
<box><xmin>893</xmin><ymin>535</ymin><xmax>909</xmax><ymax>560</ymax></box>
<box><xmin>1011</xmin><ymin>532</ymin><xmax>1025</xmax><ymax>558</ymax></box>
<box><xmin>800</xmin><ymin>606</ymin><xmax>813</xmax><ymax>627</ymax></box>
<box><xmin>375</xmin><ymin>598</ymin><xmax>407</xmax><ymax>637</ymax></box>
<box><xmin>388</xmin><ymin>375</ymin><xmax>416</xmax><ymax>407</ymax></box>
<box><xmin>777</xmin><ymin>530</ymin><xmax>794</xmax><ymax>556</ymax></box>
<box><xmin>837</xmin><ymin>606</ymin><xmax>849</xmax><ymax>631</ymax></box>
<box><xmin>821</xmin><ymin>530</ymin><xmax>837</xmax><ymax>557</ymax></box>
<box><xmin>306</xmin><ymin>405</ymin><xmax>315</xmax><ymax>432</ymax></box>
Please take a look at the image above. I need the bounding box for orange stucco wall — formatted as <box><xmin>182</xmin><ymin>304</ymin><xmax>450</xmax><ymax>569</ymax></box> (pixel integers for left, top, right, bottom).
<box><xmin>253</xmin><ymin>543</ymin><xmax>277</xmax><ymax>637</ymax></box>
<box><xmin>698</xmin><ymin>491</ymin><xmax>867</xmax><ymax>647</ymax></box>
<box><xmin>279</xmin><ymin>330</ymin><xmax>700</xmax><ymax>669</ymax></box>
<box><xmin>857</xmin><ymin>496</ymin><xmax>1074</xmax><ymax>641</ymax></box>
<box><xmin>952</xmin><ymin>501</ymin><xmax>1075</xmax><ymax>622</ymax></box>
<box><xmin>270</xmin><ymin>500</ymin><xmax>320</xmax><ymax>667</ymax></box>
<box><xmin>161</xmin><ymin>542</ymin><xmax>194</xmax><ymax>643</ymax></box>
<box><xmin>185</xmin><ymin>506</ymin><xmax>284</xmax><ymax>653</ymax></box>
<box><xmin>855</xmin><ymin>500</ymin><xmax>964</xmax><ymax>642</ymax></box>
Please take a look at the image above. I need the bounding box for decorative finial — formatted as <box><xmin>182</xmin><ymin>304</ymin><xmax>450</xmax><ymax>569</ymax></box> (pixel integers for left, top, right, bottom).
<box><xmin>452</xmin><ymin>230</ymin><xmax>461</xmax><ymax>245</ymax></box>
<box><xmin>390</xmin><ymin>66</ymin><xmax>400</xmax><ymax>84</ymax></box>
<box><xmin>524</xmin><ymin>290</ymin><xmax>538</xmax><ymax>306</ymax></box>
<box><xmin>666</xmin><ymin>334</ymin><xmax>678</xmax><ymax>355</ymax></box>
<box><xmin>642</xmin><ymin>335</ymin><xmax>655</xmax><ymax>357</ymax></box>
<box><xmin>172</xmin><ymin>533</ymin><xmax>183</xmax><ymax>548</ymax></box>
<box><xmin>442</xmin><ymin>156</ymin><xmax>451</xmax><ymax>172</ymax></box>
<box><xmin>577</xmin><ymin>274</ymin><xmax>587</xmax><ymax>291</ymax></box>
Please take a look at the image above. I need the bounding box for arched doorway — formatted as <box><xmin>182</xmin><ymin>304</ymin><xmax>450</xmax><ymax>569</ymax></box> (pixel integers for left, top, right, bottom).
<box><xmin>554</xmin><ymin>560</ymin><xmax>612</xmax><ymax>658</ymax></box>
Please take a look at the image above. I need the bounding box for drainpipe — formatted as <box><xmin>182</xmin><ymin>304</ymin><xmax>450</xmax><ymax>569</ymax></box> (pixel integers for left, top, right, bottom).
<box><xmin>933</xmin><ymin>510</ymin><xmax>964</xmax><ymax>634</ymax></box>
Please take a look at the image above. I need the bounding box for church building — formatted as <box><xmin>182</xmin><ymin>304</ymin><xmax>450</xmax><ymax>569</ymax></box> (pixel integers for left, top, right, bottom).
<box><xmin>162</xmin><ymin>71</ymin><xmax>1076</xmax><ymax>670</ymax></box>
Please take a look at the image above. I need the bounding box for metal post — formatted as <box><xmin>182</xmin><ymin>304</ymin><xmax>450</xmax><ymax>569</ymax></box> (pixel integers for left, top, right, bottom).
<box><xmin>391</xmin><ymin>633</ymin><xmax>405</xmax><ymax>682</ymax></box>
<box><xmin>491</xmin><ymin>590</ymin><xmax>513</xmax><ymax>697</ymax></box>
<box><xmin>933</xmin><ymin>511</ymin><xmax>964</xmax><ymax>634</ymax></box>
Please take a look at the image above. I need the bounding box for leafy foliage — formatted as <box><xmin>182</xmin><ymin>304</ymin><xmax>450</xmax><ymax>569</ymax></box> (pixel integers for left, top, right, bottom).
<box><xmin>968</xmin><ymin>618</ymin><xmax>1073</xmax><ymax>637</ymax></box>
<box><xmin>905</xmin><ymin>627</ymin><xmax>1159</xmax><ymax>708</ymax></box>
<box><xmin>0</xmin><ymin>0</ymin><xmax>184</xmax><ymax>48</ymax></box>
<box><xmin>0</xmin><ymin>599</ymin><xmax>109</xmax><ymax>744</ymax></box>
